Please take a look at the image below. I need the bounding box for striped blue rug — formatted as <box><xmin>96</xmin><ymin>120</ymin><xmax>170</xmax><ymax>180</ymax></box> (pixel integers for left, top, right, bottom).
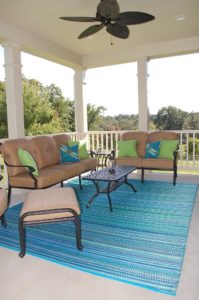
<box><xmin>0</xmin><ymin>180</ymin><xmax>198</xmax><ymax>295</ymax></box>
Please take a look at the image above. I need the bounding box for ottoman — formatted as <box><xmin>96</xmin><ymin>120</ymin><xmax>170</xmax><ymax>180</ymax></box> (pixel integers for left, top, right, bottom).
<box><xmin>19</xmin><ymin>187</ymin><xmax>83</xmax><ymax>258</ymax></box>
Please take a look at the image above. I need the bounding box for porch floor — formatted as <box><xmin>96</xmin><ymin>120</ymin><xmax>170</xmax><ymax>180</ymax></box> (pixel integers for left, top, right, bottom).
<box><xmin>1</xmin><ymin>173</ymin><xmax>199</xmax><ymax>300</ymax></box>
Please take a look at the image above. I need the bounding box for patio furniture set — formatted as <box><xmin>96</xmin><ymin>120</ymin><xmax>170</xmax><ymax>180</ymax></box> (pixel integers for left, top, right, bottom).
<box><xmin>0</xmin><ymin>131</ymin><xmax>179</xmax><ymax>257</ymax></box>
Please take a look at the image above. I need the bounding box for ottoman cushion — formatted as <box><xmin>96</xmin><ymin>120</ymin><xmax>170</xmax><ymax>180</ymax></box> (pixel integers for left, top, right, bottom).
<box><xmin>20</xmin><ymin>187</ymin><xmax>80</xmax><ymax>222</ymax></box>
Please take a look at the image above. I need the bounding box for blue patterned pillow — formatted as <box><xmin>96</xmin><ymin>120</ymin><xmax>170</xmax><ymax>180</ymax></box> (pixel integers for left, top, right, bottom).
<box><xmin>60</xmin><ymin>145</ymin><xmax>80</xmax><ymax>163</ymax></box>
<box><xmin>145</xmin><ymin>141</ymin><xmax>161</xmax><ymax>159</ymax></box>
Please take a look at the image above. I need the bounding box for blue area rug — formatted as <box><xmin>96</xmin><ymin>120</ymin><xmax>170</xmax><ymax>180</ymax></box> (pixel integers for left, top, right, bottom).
<box><xmin>0</xmin><ymin>180</ymin><xmax>198</xmax><ymax>295</ymax></box>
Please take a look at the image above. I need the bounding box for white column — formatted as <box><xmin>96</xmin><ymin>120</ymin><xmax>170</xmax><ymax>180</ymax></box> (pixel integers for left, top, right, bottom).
<box><xmin>2</xmin><ymin>41</ymin><xmax>25</xmax><ymax>138</ymax></box>
<box><xmin>137</xmin><ymin>58</ymin><xmax>149</xmax><ymax>132</ymax></box>
<box><xmin>73</xmin><ymin>69</ymin><xmax>88</xmax><ymax>139</ymax></box>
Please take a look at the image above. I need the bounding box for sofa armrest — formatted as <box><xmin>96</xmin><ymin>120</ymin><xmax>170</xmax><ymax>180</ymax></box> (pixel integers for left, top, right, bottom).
<box><xmin>4</xmin><ymin>160</ymin><xmax>37</xmax><ymax>181</ymax></box>
<box><xmin>89</xmin><ymin>150</ymin><xmax>95</xmax><ymax>158</ymax></box>
<box><xmin>111</xmin><ymin>149</ymin><xmax>116</xmax><ymax>158</ymax></box>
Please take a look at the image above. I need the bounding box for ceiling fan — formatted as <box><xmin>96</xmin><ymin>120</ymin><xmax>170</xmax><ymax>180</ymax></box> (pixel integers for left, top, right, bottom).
<box><xmin>60</xmin><ymin>0</ymin><xmax>155</xmax><ymax>40</ymax></box>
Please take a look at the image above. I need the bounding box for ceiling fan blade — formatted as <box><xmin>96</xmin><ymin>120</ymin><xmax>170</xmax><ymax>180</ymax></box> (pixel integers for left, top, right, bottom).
<box><xmin>106</xmin><ymin>23</ymin><xmax>129</xmax><ymax>39</ymax></box>
<box><xmin>60</xmin><ymin>16</ymin><xmax>97</xmax><ymax>22</ymax></box>
<box><xmin>78</xmin><ymin>24</ymin><xmax>104</xmax><ymax>39</ymax></box>
<box><xmin>117</xmin><ymin>12</ymin><xmax>155</xmax><ymax>25</ymax></box>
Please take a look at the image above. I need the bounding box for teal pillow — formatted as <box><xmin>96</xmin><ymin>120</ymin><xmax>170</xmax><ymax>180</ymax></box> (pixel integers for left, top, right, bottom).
<box><xmin>145</xmin><ymin>141</ymin><xmax>160</xmax><ymax>159</ymax></box>
<box><xmin>158</xmin><ymin>140</ymin><xmax>179</xmax><ymax>159</ymax></box>
<box><xmin>68</xmin><ymin>140</ymin><xmax>89</xmax><ymax>159</ymax></box>
<box><xmin>60</xmin><ymin>144</ymin><xmax>80</xmax><ymax>163</ymax></box>
<box><xmin>118</xmin><ymin>140</ymin><xmax>138</xmax><ymax>158</ymax></box>
<box><xmin>18</xmin><ymin>148</ymin><xmax>39</xmax><ymax>176</ymax></box>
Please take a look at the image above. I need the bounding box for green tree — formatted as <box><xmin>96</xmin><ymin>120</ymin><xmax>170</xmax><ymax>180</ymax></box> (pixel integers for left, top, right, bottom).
<box><xmin>183</xmin><ymin>112</ymin><xmax>199</xmax><ymax>129</ymax></box>
<box><xmin>23</xmin><ymin>79</ymin><xmax>63</xmax><ymax>135</ymax></box>
<box><xmin>46</xmin><ymin>84</ymin><xmax>73</xmax><ymax>132</ymax></box>
<box><xmin>154</xmin><ymin>106</ymin><xmax>187</xmax><ymax>130</ymax></box>
<box><xmin>0</xmin><ymin>81</ymin><xmax>8</xmax><ymax>138</ymax></box>
<box><xmin>87</xmin><ymin>104</ymin><xmax>106</xmax><ymax>130</ymax></box>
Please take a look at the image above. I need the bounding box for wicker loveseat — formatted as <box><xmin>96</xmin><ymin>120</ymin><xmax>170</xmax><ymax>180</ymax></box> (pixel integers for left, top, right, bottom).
<box><xmin>113</xmin><ymin>131</ymin><xmax>180</xmax><ymax>185</ymax></box>
<box><xmin>0</xmin><ymin>134</ymin><xmax>97</xmax><ymax>202</ymax></box>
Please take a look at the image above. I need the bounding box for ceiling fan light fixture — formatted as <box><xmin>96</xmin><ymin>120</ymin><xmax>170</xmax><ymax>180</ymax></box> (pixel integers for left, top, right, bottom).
<box><xmin>175</xmin><ymin>15</ymin><xmax>186</xmax><ymax>21</ymax></box>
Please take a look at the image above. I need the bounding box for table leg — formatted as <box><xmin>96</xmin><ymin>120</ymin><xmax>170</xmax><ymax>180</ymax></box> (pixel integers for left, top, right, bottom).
<box><xmin>86</xmin><ymin>180</ymin><xmax>100</xmax><ymax>208</ymax></box>
<box><xmin>124</xmin><ymin>176</ymin><xmax>137</xmax><ymax>192</ymax></box>
<box><xmin>107</xmin><ymin>182</ymin><xmax>113</xmax><ymax>212</ymax></box>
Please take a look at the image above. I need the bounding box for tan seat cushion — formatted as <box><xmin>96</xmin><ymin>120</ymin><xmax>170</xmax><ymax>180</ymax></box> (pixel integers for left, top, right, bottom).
<box><xmin>20</xmin><ymin>187</ymin><xmax>80</xmax><ymax>222</ymax></box>
<box><xmin>0</xmin><ymin>189</ymin><xmax>7</xmax><ymax>216</ymax></box>
<box><xmin>80</xmin><ymin>158</ymin><xmax>97</xmax><ymax>172</ymax></box>
<box><xmin>142</xmin><ymin>158</ymin><xmax>174</xmax><ymax>169</ymax></box>
<box><xmin>9</xmin><ymin>165</ymin><xmax>67</xmax><ymax>189</ymax></box>
<box><xmin>116</xmin><ymin>157</ymin><xmax>142</xmax><ymax>168</ymax></box>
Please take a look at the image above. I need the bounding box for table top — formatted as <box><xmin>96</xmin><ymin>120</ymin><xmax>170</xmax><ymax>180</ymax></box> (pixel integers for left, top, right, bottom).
<box><xmin>91</xmin><ymin>149</ymin><xmax>110</xmax><ymax>156</ymax></box>
<box><xmin>82</xmin><ymin>165</ymin><xmax>136</xmax><ymax>182</ymax></box>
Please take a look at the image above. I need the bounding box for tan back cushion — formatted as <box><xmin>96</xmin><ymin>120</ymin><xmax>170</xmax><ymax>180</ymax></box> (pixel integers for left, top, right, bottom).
<box><xmin>52</xmin><ymin>134</ymin><xmax>71</xmax><ymax>148</ymax></box>
<box><xmin>122</xmin><ymin>131</ymin><xmax>149</xmax><ymax>157</ymax></box>
<box><xmin>149</xmin><ymin>131</ymin><xmax>180</xmax><ymax>142</ymax></box>
<box><xmin>31</xmin><ymin>136</ymin><xmax>59</xmax><ymax>169</ymax></box>
<box><xmin>52</xmin><ymin>134</ymin><xmax>72</xmax><ymax>162</ymax></box>
<box><xmin>1</xmin><ymin>138</ymin><xmax>35</xmax><ymax>176</ymax></box>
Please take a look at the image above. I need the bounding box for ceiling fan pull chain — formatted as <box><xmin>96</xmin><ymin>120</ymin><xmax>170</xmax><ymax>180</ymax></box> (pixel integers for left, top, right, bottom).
<box><xmin>111</xmin><ymin>35</ymin><xmax>114</xmax><ymax>46</ymax></box>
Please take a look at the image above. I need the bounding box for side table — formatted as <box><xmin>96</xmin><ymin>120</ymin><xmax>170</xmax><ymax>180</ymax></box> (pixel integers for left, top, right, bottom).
<box><xmin>90</xmin><ymin>149</ymin><xmax>111</xmax><ymax>169</ymax></box>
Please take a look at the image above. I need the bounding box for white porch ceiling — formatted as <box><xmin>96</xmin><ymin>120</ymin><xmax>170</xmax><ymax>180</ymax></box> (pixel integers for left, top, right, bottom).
<box><xmin>0</xmin><ymin>0</ymin><xmax>199</xmax><ymax>68</ymax></box>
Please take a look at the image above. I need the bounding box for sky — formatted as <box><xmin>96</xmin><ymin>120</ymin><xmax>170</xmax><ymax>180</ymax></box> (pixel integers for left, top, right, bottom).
<box><xmin>0</xmin><ymin>46</ymin><xmax>198</xmax><ymax>116</ymax></box>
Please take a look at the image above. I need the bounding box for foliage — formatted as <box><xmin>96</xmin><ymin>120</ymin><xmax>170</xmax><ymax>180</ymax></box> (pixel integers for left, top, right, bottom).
<box><xmin>154</xmin><ymin>106</ymin><xmax>188</xmax><ymax>130</ymax></box>
<box><xmin>182</xmin><ymin>112</ymin><xmax>199</xmax><ymax>129</ymax></box>
<box><xmin>0</xmin><ymin>77</ymin><xmax>199</xmax><ymax>139</ymax></box>
<box><xmin>92</xmin><ymin>114</ymin><xmax>139</xmax><ymax>131</ymax></box>
<box><xmin>0</xmin><ymin>81</ymin><xmax>8</xmax><ymax>137</ymax></box>
<box><xmin>23</xmin><ymin>79</ymin><xmax>62</xmax><ymax>135</ymax></box>
<box><xmin>188</xmin><ymin>138</ymin><xmax>199</xmax><ymax>156</ymax></box>
<box><xmin>87</xmin><ymin>104</ymin><xmax>106</xmax><ymax>130</ymax></box>
<box><xmin>46</xmin><ymin>84</ymin><xmax>74</xmax><ymax>132</ymax></box>
<box><xmin>0</xmin><ymin>78</ymin><xmax>106</xmax><ymax>137</ymax></box>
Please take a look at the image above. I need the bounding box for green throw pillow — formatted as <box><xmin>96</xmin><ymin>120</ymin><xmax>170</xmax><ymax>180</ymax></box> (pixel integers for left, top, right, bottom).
<box><xmin>68</xmin><ymin>140</ymin><xmax>89</xmax><ymax>159</ymax></box>
<box><xmin>118</xmin><ymin>140</ymin><xmax>138</xmax><ymax>158</ymax></box>
<box><xmin>18</xmin><ymin>148</ymin><xmax>39</xmax><ymax>176</ymax></box>
<box><xmin>158</xmin><ymin>140</ymin><xmax>179</xmax><ymax>159</ymax></box>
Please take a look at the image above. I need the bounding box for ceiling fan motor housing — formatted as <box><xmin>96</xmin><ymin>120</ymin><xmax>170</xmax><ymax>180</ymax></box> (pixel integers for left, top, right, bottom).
<box><xmin>97</xmin><ymin>0</ymin><xmax>120</xmax><ymax>19</ymax></box>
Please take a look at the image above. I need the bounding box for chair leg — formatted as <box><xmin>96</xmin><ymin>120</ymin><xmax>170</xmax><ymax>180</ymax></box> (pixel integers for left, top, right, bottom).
<box><xmin>78</xmin><ymin>175</ymin><xmax>83</xmax><ymax>190</ymax></box>
<box><xmin>74</xmin><ymin>216</ymin><xmax>83</xmax><ymax>250</ymax></box>
<box><xmin>18</xmin><ymin>218</ymin><xmax>26</xmax><ymax>258</ymax></box>
<box><xmin>141</xmin><ymin>168</ymin><xmax>144</xmax><ymax>183</ymax></box>
<box><xmin>173</xmin><ymin>169</ymin><xmax>177</xmax><ymax>186</ymax></box>
<box><xmin>60</xmin><ymin>181</ymin><xmax>64</xmax><ymax>187</ymax></box>
<box><xmin>7</xmin><ymin>186</ymin><xmax>12</xmax><ymax>207</ymax></box>
<box><xmin>0</xmin><ymin>214</ymin><xmax>7</xmax><ymax>226</ymax></box>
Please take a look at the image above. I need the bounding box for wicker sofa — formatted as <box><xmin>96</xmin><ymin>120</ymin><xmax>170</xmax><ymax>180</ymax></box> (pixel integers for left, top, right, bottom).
<box><xmin>0</xmin><ymin>134</ymin><xmax>97</xmax><ymax>202</ymax></box>
<box><xmin>113</xmin><ymin>131</ymin><xmax>179</xmax><ymax>185</ymax></box>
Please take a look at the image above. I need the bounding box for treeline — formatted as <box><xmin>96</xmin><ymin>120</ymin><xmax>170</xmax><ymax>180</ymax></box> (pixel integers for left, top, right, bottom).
<box><xmin>91</xmin><ymin>106</ymin><xmax>199</xmax><ymax>131</ymax></box>
<box><xmin>0</xmin><ymin>78</ymin><xmax>198</xmax><ymax>138</ymax></box>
